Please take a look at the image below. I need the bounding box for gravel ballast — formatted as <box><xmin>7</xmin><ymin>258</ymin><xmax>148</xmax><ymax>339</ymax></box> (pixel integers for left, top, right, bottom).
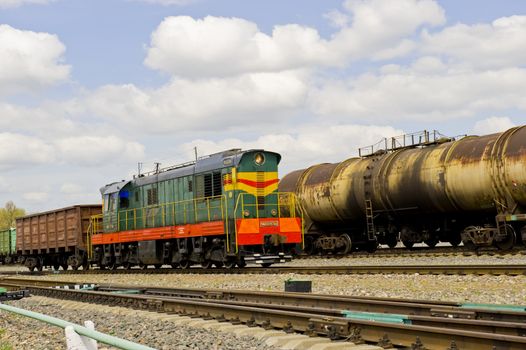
<box><xmin>0</xmin><ymin>296</ymin><xmax>280</xmax><ymax>350</ymax></box>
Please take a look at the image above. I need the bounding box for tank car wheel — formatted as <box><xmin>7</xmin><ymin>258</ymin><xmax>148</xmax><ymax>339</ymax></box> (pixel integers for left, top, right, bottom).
<box><xmin>402</xmin><ymin>240</ymin><xmax>414</xmax><ymax>249</ymax></box>
<box><xmin>72</xmin><ymin>265</ymin><xmax>79</xmax><ymax>271</ymax></box>
<box><xmin>29</xmin><ymin>266</ymin><xmax>36</xmax><ymax>272</ymax></box>
<box><xmin>386</xmin><ymin>236</ymin><xmax>398</xmax><ymax>249</ymax></box>
<box><xmin>424</xmin><ymin>237</ymin><xmax>438</xmax><ymax>248</ymax></box>
<box><xmin>201</xmin><ymin>260</ymin><xmax>213</xmax><ymax>269</ymax></box>
<box><xmin>154</xmin><ymin>264</ymin><xmax>162</xmax><ymax>269</ymax></box>
<box><xmin>449</xmin><ymin>235</ymin><xmax>461</xmax><ymax>247</ymax></box>
<box><xmin>496</xmin><ymin>224</ymin><xmax>516</xmax><ymax>251</ymax></box>
<box><xmin>179</xmin><ymin>260</ymin><xmax>190</xmax><ymax>269</ymax></box>
<box><xmin>338</xmin><ymin>234</ymin><xmax>352</xmax><ymax>255</ymax></box>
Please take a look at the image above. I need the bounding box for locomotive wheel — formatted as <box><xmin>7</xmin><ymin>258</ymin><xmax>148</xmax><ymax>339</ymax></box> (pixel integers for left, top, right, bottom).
<box><xmin>496</xmin><ymin>225</ymin><xmax>516</xmax><ymax>250</ymax></box>
<box><xmin>224</xmin><ymin>260</ymin><xmax>236</xmax><ymax>269</ymax></box>
<box><xmin>424</xmin><ymin>237</ymin><xmax>438</xmax><ymax>248</ymax></box>
<box><xmin>82</xmin><ymin>261</ymin><xmax>90</xmax><ymax>270</ymax></box>
<box><xmin>201</xmin><ymin>260</ymin><xmax>213</xmax><ymax>269</ymax></box>
<box><xmin>402</xmin><ymin>240</ymin><xmax>414</xmax><ymax>249</ymax></box>
<box><xmin>261</xmin><ymin>263</ymin><xmax>272</xmax><ymax>268</ymax></box>
<box><xmin>179</xmin><ymin>260</ymin><xmax>190</xmax><ymax>269</ymax></box>
<box><xmin>237</xmin><ymin>259</ymin><xmax>247</xmax><ymax>268</ymax></box>
<box><xmin>214</xmin><ymin>262</ymin><xmax>224</xmax><ymax>268</ymax></box>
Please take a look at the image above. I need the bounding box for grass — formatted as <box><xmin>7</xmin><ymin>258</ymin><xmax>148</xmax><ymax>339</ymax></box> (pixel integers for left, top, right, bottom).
<box><xmin>0</xmin><ymin>329</ymin><xmax>13</xmax><ymax>350</ymax></box>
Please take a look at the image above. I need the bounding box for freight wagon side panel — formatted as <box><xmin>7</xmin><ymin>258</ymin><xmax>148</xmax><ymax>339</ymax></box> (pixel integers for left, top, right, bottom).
<box><xmin>16</xmin><ymin>205</ymin><xmax>102</xmax><ymax>254</ymax></box>
<box><xmin>0</xmin><ymin>229</ymin><xmax>9</xmax><ymax>255</ymax></box>
<box><xmin>10</xmin><ymin>229</ymin><xmax>16</xmax><ymax>254</ymax></box>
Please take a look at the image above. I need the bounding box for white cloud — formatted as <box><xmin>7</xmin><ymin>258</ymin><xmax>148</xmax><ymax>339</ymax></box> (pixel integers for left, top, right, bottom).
<box><xmin>0</xmin><ymin>0</ymin><xmax>53</xmax><ymax>8</ymax></box>
<box><xmin>22</xmin><ymin>191</ymin><xmax>48</xmax><ymax>203</ymax></box>
<box><xmin>472</xmin><ymin>117</ymin><xmax>516</xmax><ymax>135</ymax></box>
<box><xmin>145</xmin><ymin>2</ymin><xmax>444</xmax><ymax>78</ymax></box>
<box><xmin>145</xmin><ymin>16</ymin><xmax>336</xmax><ymax>78</ymax></box>
<box><xmin>309</xmin><ymin>67</ymin><xmax>526</xmax><ymax>122</ymax></box>
<box><xmin>86</xmin><ymin>71</ymin><xmax>308</xmax><ymax>132</ymax></box>
<box><xmin>329</xmin><ymin>0</ymin><xmax>445</xmax><ymax>60</ymax></box>
<box><xmin>0</xmin><ymin>25</ymin><xmax>69</xmax><ymax>94</ymax></box>
<box><xmin>60</xmin><ymin>183</ymin><xmax>84</xmax><ymax>194</ymax></box>
<box><xmin>0</xmin><ymin>133</ymin><xmax>55</xmax><ymax>169</ymax></box>
<box><xmin>54</xmin><ymin>136</ymin><xmax>145</xmax><ymax>166</ymax></box>
<box><xmin>422</xmin><ymin>16</ymin><xmax>526</xmax><ymax>69</ymax></box>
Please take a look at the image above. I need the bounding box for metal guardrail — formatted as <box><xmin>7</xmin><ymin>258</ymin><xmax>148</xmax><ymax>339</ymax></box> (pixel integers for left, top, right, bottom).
<box><xmin>0</xmin><ymin>303</ymin><xmax>156</xmax><ymax>350</ymax></box>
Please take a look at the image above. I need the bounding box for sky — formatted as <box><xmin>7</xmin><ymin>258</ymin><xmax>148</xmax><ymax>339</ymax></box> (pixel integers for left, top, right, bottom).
<box><xmin>0</xmin><ymin>0</ymin><xmax>525</xmax><ymax>213</ymax></box>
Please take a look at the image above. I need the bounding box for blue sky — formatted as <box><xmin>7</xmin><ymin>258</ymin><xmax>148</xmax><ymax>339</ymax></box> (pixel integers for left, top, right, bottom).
<box><xmin>0</xmin><ymin>0</ymin><xmax>525</xmax><ymax>212</ymax></box>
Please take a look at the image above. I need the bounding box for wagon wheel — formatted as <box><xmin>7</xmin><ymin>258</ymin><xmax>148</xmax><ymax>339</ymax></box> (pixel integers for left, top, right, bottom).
<box><xmin>138</xmin><ymin>263</ymin><xmax>148</xmax><ymax>270</ymax></box>
<box><xmin>154</xmin><ymin>264</ymin><xmax>162</xmax><ymax>269</ymax></box>
<box><xmin>61</xmin><ymin>263</ymin><xmax>69</xmax><ymax>271</ymax></box>
<box><xmin>496</xmin><ymin>224</ymin><xmax>516</xmax><ymax>251</ymax></box>
<box><xmin>53</xmin><ymin>264</ymin><xmax>61</xmax><ymax>271</ymax></box>
<box><xmin>108</xmin><ymin>262</ymin><xmax>118</xmax><ymax>270</ymax></box>
<box><xmin>72</xmin><ymin>265</ymin><xmax>79</xmax><ymax>271</ymax></box>
<box><xmin>338</xmin><ymin>234</ymin><xmax>352</xmax><ymax>255</ymax></box>
<box><xmin>170</xmin><ymin>263</ymin><xmax>179</xmax><ymax>269</ymax></box>
<box><xmin>386</xmin><ymin>235</ymin><xmax>398</xmax><ymax>248</ymax></box>
<box><xmin>122</xmin><ymin>262</ymin><xmax>131</xmax><ymax>270</ymax></box>
<box><xmin>449</xmin><ymin>235</ymin><xmax>461</xmax><ymax>247</ymax></box>
<box><xmin>201</xmin><ymin>260</ymin><xmax>213</xmax><ymax>269</ymax></box>
<box><xmin>179</xmin><ymin>260</ymin><xmax>191</xmax><ymax>269</ymax></box>
<box><xmin>37</xmin><ymin>265</ymin><xmax>43</xmax><ymax>272</ymax></box>
<box><xmin>424</xmin><ymin>237</ymin><xmax>438</xmax><ymax>248</ymax></box>
<box><xmin>402</xmin><ymin>240</ymin><xmax>414</xmax><ymax>249</ymax></box>
<box><xmin>224</xmin><ymin>260</ymin><xmax>236</xmax><ymax>269</ymax></box>
<box><xmin>29</xmin><ymin>266</ymin><xmax>36</xmax><ymax>272</ymax></box>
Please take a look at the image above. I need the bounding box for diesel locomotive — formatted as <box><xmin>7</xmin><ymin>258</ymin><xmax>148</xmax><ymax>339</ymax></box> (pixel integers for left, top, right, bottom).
<box><xmin>280</xmin><ymin>126</ymin><xmax>526</xmax><ymax>253</ymax></box>
<box><xmin>88</xmin><ymin>149</ymin><xmax>303</xmax><ymax>269</ymax></box>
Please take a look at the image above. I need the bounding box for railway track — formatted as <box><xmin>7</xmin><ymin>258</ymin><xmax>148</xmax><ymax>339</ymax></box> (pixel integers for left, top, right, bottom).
<box><xmin>1</xmin><ymin>277</ymin><xmax>525</xmax><ymax>349</ymax></box>
<box><xmin>296</xmin><ymin>246</ymin><xmax>526</xmax><ymax>259</ymax></box>
<box><xmin>2</xmin><ymin>263</ymin><xmax>526</xmax><ymax>276</ymax></box>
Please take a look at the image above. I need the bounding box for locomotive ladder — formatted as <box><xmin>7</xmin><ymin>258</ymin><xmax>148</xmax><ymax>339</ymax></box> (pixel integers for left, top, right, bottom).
<box><xmin>365</xmin><ymin>199</ymin><xmax>375</xmax><ymax>240</ymax></box>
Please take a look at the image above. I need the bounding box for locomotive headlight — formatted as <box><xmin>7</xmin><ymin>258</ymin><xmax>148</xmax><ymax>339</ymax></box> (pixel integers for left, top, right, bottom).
<box><xmin>254</xmin><ymin>152</ymin><xmax>265</xmax><ymax>165</ymax></box>
<box><xmin>243</xmin><ymin>209</ymin><xmax>250</xmax><ymax>217</ymax></box>
<box><xmin>271</xmin><ymin>209</ymin><xmax>277</xmax><ymax>216</ymax></box>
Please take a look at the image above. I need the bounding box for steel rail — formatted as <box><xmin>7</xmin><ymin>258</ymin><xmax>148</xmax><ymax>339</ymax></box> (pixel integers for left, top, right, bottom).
<box><xmin>16</xmin><ymin>285</ymin><xmax>526</xmax><ymax>350</ymax></box>
<box><xmin>2</xmin><ymin>277</ymin><xmax>526</xmax><ymax>323</ymax></box>
<box><xmin>2</xmin><ymin>263</ymin><xmax>526</xmax><ymax>276</ymax></box>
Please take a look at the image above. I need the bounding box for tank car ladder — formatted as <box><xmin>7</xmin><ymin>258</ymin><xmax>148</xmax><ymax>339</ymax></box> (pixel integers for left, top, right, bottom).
<box><xmin>365</xmin><ymin>199</ymin><xmax>375</xmax><ymax>240</ymax></box>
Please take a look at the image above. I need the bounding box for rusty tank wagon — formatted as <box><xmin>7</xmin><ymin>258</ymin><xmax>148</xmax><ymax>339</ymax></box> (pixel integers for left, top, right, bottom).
<box><xmin>279</xmin><ymin>126</ymin><xmax>526</xmax><ymax>253</ymax></box>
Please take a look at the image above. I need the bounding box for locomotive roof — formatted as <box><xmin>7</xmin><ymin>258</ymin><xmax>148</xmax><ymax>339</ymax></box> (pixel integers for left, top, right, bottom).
<box><xmin>100</xmin><ymin>149</ymin><xmax>273</xmax><ymax>195</ymax></box>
